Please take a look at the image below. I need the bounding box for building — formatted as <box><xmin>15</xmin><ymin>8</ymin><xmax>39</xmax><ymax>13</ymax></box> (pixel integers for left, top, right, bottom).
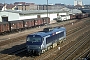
<box><xmin>29</xmin><ymin>4</ymin><xmax>37</xmax><ymax>10</ymax></box>
<box><xmin>37</xmin><ymin>5</ymin><xmax>52</xmax><ymax>10</ymax></box>
<box><xmin>74</xmin><ymin>0</ymin><xmax>83</xmax><ymax>6</ymax></box>
<box><xmin>0</xmin><ymin>4</ymin><xmax>3</xmax><ymax>10</ymax></box>
<box><xmin>74</xmin><ymin>0</ymin><xmax>77</xmax><ymax>6</ymax></box>
<box><xmin>0</xmin><ymin>7</ymin><xmax>82</xmax><ymax>22</ymax></box>
<box><xmin>0</xmin><ymin>11</ymin><xmax>19</xmax><ymax>22</ymax></box>
<box><xmin>0</xmin><ymin>10</ymin><xmax>72</xmax><ymax>23</ymax></box>
<box><xmin>16</xmin><ymin>4</ymin><xmax>30</xmax><ymax>10</ymax></box>
<box><xmin>78</xmin><ymin>0</ymin><xmax>83</xmax><ymax>6</ymax></box>
<box><xmin>0</xmin><ymin>6</ymin><xmax>3</xmax><ymax>10</ymax></box>
<box><xmin>37</xmin><ymin>4</ymin><xmax>65</xmax><ymax>10</ymax></box>
<box><xmin>14</xmin><ymin>2</ymin><xmax>26</xmax><ymax>5</ymax></box>
<box><xmin>84</xmin><ymin>5</ymin><xmax>90</xmax><ymax>9</ymax></box>
<box><xmin>74</xmin><ymin>5</ymin><xmax>83</xmax><ymax>9</ymax></box>
<box><xmin>1</xmin><ymin>4</ymin><xmax>16</xmax><ymax>11</ymax></box>
<box><xmin>14</xmin><ymin>2</ymin><xmax>37</xmax><ymax>10</ymax></box>
<box><xmin>79</xmin><ymin>8</ymin><xmax>90</xmax><ymax>13</ymax></box>
<box><xmin>16</xmin><ymin>4</ymin><xmax>37</xmax><ymax>10</ymax></box>
<box><xmin>5</xmin><ymin>4</ymin><xmax>16</xmax><ymax>10</ymax></box>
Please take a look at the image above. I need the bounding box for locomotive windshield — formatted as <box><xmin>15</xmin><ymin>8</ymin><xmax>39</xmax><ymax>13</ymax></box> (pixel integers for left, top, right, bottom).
<box><xmin>27</xmin><ymin>36</ymin><xmax>41</xmax><ymax>42</ymax></box>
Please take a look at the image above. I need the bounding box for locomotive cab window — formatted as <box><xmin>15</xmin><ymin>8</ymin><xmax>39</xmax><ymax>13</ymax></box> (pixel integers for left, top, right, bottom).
<box><xmin>27</xmin><ymin>36</ymin><xmax>41</xmax><ymax>42</ymax></box>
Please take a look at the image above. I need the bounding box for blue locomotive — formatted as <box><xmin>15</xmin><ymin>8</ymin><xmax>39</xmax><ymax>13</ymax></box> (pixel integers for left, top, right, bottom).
<box><xmin>26</xmin><ymin>27</ymin><xmax>66</xmax><ymax>55</ymax></box>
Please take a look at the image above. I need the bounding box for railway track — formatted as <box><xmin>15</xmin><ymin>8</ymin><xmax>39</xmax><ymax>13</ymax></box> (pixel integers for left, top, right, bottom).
<box><xmin>0</xmin><ymin>20</ymin><xmax>77</xmax><ymax>46</ymax></box>
<box><xmin>66</xmin><ymin>20</ymin><xmax>89</xmax><ymax>35</ymax></box>
<box><xmin>29</xmin><ymin>19</ymin><xmax>88</xmax><ymax>60</ymax></box>
<box><xmin>0</xmin><ymin>18</ymin><xmax>90</xmax><ymax>60</ymax></box>
<box><xmin>32</xmin><ymin>19</ymin><xmax>90</xmax><ymax>60</ymax></box>
<box><xmin>73</xmin><ymin>47</ymin><xmax>90</xmax><ymax>60</ymax></box>
<box><xmin>54</xmin><ymin>30</ymin><xmax>90</xmax><ymax>60</ymax></box>
<box><xmin>52</xmin><ymin>22</ymin><xmax>90</xmax><ymax>60</ymax></box>
<box><xmin>0</xmin><ymin>18</ymin><xmax>88</xmax><ymax>47</ymax></box>
<box><xmin>41</xmin><ymin>19</ymin><xmax>88</xmax><ymax>59</ymax></box>
<box><xmin>0</xmin><ymin>20</ymin><xmax>79</xmax><ymax>59</ymax></box>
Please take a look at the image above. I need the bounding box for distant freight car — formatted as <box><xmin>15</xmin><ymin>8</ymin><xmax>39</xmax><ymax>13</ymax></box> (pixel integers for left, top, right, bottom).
<box><xmin>26</xmin><ymin>27</ymin><xmax>66</xmax><ymax>55</ymax></box>
<box><xmin>82</xmin><ymin>13</ymin><xmax>89</xmax><ymax>18</ymax></box>
<box><xmin>70</xmin><ymin>14</ymin><xmax>76</xmax><ymax>20</ymax></box>
<box><xmin>76</xmin><ymin>13</ymin><xmax>89</xmax><ymax>19</ymax></box>
<box><xmin>55</xmin><ymin>13</ymin><xmax>90</xmax><ymax>22</ymax></box>
<box><xmin>23</xmin><ymin>19</ymin><xmax>35</xmax><ymax>29</ymax></box>
<box><xmin>9</xmin><ymin>20</ymin><xmax>24</xmax><ymax>31</ymax></box>
<box><xmin>0</xmin><ymin>17</ymin><xmax>50</xmax><ymax>34</ymax></box>
<box><xmin>34</xmin><ymin>18</ymin><xmax>42</xmax><ymax>26</ymax></box>
<box><xmin>0</xmin><ymin>22</ymin><xmax>10</xmax><ymax>34</ymax></box>
<box><xmin>42</xmin><ymin>17</ymin><xmax>50</xmax><ymax>25</ymax></box>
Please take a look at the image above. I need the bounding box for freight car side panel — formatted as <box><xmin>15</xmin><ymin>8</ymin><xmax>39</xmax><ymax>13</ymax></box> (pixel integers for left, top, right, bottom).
<box><xmin>24</xmin><ymin>20</ymin><xmax>31</xmax><ymax>28</ymax></box>
<box><xmin>34</xmin><ymin>20</ymin><xmax>38</xmax><ymax>26</ymax></box>
<box><xmin>34</xmin><ymin>18</ymin><xmax>42</xmax><ymax>26</ymax></box>
<box><xmin>0</xmin><ymin>24</ymin><xmax>3</xmax><ymax>32</ymax></box>
<box><xmin>0</xmin><ymin>22</ymin><xmax>10</xmax><ymax>33</ymax></box>
<box><xmin>9</xmin><ymin>21</ymin><xmax>24</xmax><ymax>30</ymax></box>
<box><xmin>41</xmin><ymin>18</ymin><xmax>44</xmax><ymax>25</ymax></box>
<box><xmin>70</xmin><ymin>14</ymin><xmax>76</xmax><ymax>20</ymax></box>
<box><xmin>5</xmin><ymin>24</ymin><xmax>10</xmax><ymax>32</ymax></box>
<box><xmin>31</xmin><ymin>20</ymin><xmax>34</xmax><ymax>27</ymax></box>
<box><xmin>42</xmin><ymin>18</ymin><xmax>47</xmax><ymax>24</ymax></box>
<box><xmin>17</xmin><ymin>21</ymin><xmax>24</xmax><ymax>29</ymax></box>
<box><xmin>42</xmin><ymin>17</ymin><xmax>50</xmax><ymax>24</ymax></box>
<box><xmin>10</xmin><ymin>22</ymin><xmax>17</xmax><ymax>30</ymax></box>
<box><xmin>34</xmin><ymin>18</ymin><xmax>41</xmax><ymax>26</ymax></box>
<box><xmin>38</xmin><ymin>18</ymin><xmax>43</xmax><ymax>25</ymax></box>
<box><xmin>38</xmin><ymin>19</ymin><xmax>41</xmax><ymax>25</ymax></box>
<box><xmin>23</xmin><ymin>19</ymin><xmax>31</xmax><ymax>28</ymax></box>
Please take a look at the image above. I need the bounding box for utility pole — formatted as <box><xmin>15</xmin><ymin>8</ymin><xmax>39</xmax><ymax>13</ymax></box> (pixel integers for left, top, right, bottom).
<box><xmin>47</xmin><ymin>0</ymin><xmax>49</xmax><ymax>27</ymax></box>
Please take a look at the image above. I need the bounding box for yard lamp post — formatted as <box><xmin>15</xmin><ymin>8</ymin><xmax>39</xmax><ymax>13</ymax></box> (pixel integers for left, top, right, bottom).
<box><xmin>47</xmin><ymin>0</ymin><xmax>49</xmax><ymax>26</ymax></box>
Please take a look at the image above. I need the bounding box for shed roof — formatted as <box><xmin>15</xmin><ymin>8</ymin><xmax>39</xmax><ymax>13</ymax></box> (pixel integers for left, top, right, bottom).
<box><xmin>0</xmin><ymin>8</ymin><xmax>82</xmax><ymax>15</ymax></box>
<box><xmin>1</xmin><ymin>10</ymin><xmax>68</xmax><ymax>15</ymax></box>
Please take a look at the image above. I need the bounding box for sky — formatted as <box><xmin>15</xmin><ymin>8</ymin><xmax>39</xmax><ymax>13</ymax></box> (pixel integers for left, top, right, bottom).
<box><xmin>0</xmin><ymin>0</ymin><xmax>90</xmax><ymax>5</ymax></box>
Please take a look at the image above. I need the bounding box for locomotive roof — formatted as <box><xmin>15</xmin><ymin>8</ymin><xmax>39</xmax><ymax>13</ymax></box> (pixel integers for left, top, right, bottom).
<box><xmin>28</xmin><ymin>27</ymin><xmax>66</xmax><ymax>37</ymax></box>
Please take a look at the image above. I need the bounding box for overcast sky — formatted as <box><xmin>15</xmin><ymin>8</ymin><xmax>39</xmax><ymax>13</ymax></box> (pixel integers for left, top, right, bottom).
<box><xmin>0</xmin><ymin>0</ymin><xmax>90</xmax><ymax>5</ymax></box>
